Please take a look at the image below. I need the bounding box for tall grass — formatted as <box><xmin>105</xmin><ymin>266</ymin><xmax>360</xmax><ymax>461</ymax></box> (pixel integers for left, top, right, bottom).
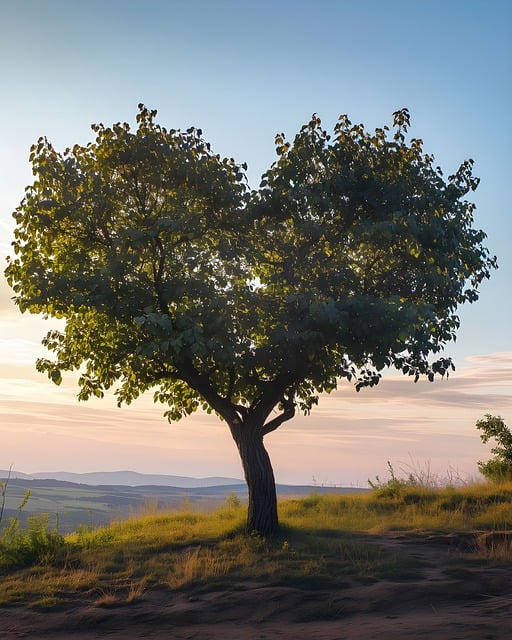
<box><xmin>281</xmin><ymin>482</ymin><xmax>512</xmax><ymax>533</ymax></box>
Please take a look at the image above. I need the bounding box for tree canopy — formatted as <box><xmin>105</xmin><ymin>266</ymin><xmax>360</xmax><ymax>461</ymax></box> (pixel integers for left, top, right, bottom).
<box><xmin>5</xmin><ymin>105</ymin><xmax>496</xmax><ymax>534</ymax></box>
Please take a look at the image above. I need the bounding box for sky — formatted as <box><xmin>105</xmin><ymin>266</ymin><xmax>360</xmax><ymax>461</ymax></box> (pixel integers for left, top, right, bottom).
<box><xmin>0</xmin><ymin>0</ymin><xmax>511</xmax><ymax>486</ymax></box>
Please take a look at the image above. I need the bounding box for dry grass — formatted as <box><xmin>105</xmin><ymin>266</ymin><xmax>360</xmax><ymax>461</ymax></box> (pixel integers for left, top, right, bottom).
<box><xmin>92</xmin><ymin>577</ymin><xmax>148</xmax><ymax>607</ymax></box>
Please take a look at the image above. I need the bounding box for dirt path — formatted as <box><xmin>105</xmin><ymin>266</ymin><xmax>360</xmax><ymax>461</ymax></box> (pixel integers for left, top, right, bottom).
<box><xmin>1</xmin><ymin>533</ymin><xmax>511</xmax><ymax>639</ymax></box>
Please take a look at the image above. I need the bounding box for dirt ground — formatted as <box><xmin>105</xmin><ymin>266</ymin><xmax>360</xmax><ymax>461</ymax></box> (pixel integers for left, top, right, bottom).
<box><xmin>1</xmin><ymin>533</ymin><xmax>511</xmax><ymax>639</ymax></box>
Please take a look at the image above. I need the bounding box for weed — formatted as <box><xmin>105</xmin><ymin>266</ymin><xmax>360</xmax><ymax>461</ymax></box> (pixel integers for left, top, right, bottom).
<box><xmin>475</xmin><ymin>531</ymin><xmax>512</xmax><ymax>561</ymax></box>
<box><xmin>126</xmin><ymin>578</ymin><xmax>147</xmax><ymax>603</ymax></box>
<box><xmin>0</xmin><ymin>513</ymin><xmax>65</xmax><ymax>568</ymax></box>
<box><xmin>0</xmin><ymin>467</ymin><xmax>66</xmax><ymax>569</ymax></box>
<box><xmin>368</xmin><ymin>461</ymin><xmax>410</xmax><ymax>498</ymax></box>
<box><xmin>93</xmin><ymin>588</ymin><xmax>121</xmax><ymax>607</ymax></box>
<box><xmin>28</xmin><ymin>596</ymin><xmax>59</xmax><ymax>610</ymax></box>
<box><xmin>0</xmin><ymin>466</ymin><xmax>31</xmax><ymax>529</ymax></box>
<box><xmin>224</xmin><ymin>492</ymin><xmax>241</xmax><ymax>509</ymax></box>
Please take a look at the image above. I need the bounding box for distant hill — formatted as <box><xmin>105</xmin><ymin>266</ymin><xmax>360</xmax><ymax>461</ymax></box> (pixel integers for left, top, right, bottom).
<box><xmin>0</xmin><ymin>470</ymin><xmax>243</xmax><ymax>488</ymax></box>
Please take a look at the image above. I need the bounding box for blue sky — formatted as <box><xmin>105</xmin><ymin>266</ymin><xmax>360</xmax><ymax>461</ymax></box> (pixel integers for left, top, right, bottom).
<box><xmin>0</xmin><ymin>0</ymin><xmax>510</xmax><ymax>484</ymax></box>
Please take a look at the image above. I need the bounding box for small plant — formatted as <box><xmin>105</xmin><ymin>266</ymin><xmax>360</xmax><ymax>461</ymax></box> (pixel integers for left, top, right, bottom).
<box><xmin>0</xmin><ymin>513</ymin><xmax>66</xmax><ymax>568</ymax></box>
<box><xmin>476</xmin><ymin>414</ymin><xmax>512</xmax><ymax>483</ymax></box>
<box><xmin>0</xmin><ymin>465</ymin><xmax>45</xmax><ymax>568</ymax></box>
<box><xmin>368</xmin><ymin>462</ymin><xmax>410</xmax><ymax>498</ymax></box>
<box><xmin>28</xmin><ymin>596</ymin><xmax>59</xmax><ymax>610</ymax></box>
<box><xmin>224</xmin><ymin>491</ymin><xmax>241</xmax><ymax>509</ymax></box>
<box><xmin>0</xmin><ymin>466</ymin><xmax>31</xmax><ymax>529</ymax></box>
<box><xmin>93</xmin><ymin>587</ymin><xmax>120</xmax><ymax>608</ymax></box>
<box><xmin>0</xmin><ymin>471</ymin><xmax>8</xmax><ymax>527</ymax></box>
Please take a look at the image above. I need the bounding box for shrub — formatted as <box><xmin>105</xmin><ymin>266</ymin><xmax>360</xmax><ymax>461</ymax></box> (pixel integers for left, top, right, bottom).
<box><xmin>0</xmin><ymin>514</ymin><xmax>66</xmax><ymax>568</ymax></box>
<box><xmin>476</xmin><ymin>414</ymin><xmax>512</xmax><ymax>482</ymax></box>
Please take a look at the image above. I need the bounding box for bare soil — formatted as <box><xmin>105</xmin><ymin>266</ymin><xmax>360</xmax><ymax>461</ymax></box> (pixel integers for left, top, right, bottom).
<box><xmin>1</xmin><ymin>533</ymin><xmax>511</xmax><ymax>639</ymax></box>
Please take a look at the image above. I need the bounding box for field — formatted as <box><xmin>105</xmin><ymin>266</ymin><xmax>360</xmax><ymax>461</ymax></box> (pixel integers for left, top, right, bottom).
<box><xmin>1</xmin><ymin>482</ymin><xmax>512</xmax><ymax>638</ymax></box>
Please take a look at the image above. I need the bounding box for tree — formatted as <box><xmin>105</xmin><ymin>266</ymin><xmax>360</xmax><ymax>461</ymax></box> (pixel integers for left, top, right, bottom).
<box><xmin>476</xmin><ymin>414</ymin><xmax>512</xmax><ymax>482</ymax></box>
<box><xmin>5</xmin><ymin>105</ymin><xmax>496</xmax><ymax>535</ymax></box>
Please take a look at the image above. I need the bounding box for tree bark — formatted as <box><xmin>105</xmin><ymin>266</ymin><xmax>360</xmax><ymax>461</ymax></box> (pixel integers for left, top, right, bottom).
<box><xmin>229</xmin><ymin>421</ymin><xmax>279</xmax><ymax>536</ymax></box>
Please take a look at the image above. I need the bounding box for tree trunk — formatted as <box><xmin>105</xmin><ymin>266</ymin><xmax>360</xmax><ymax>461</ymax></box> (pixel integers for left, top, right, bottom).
<box><xmin>229</xmin><ymin>421</ymin><xmax>279</xmax><ymax>536</ymax></box>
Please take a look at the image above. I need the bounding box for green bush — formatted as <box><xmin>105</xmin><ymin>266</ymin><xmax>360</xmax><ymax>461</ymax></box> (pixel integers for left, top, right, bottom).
<box><xmin>476</xmin><ymin>415</ymin><xmax>512</xmax><ymax>483</ymax></box>
<box><xmin>0</xmin><ymin>514</ymin><xmax>66</xmax><ymax>568</ymax></box>
<box><xmin>478</xmin><ymin>459</ymin><xmax>512</xmax><ymax>483</ymax></box>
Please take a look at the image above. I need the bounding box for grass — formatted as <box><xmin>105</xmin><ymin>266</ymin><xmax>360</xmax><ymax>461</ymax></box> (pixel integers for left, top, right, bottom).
<box><xmin>283</xmin><ymin>481</ymin><xmax>512</xmax><ymax>534</ymax></box>
<box><xmin>1</xmin><ymin>482</ymin><xmax>512</xmax><ymax>608</ymax></box>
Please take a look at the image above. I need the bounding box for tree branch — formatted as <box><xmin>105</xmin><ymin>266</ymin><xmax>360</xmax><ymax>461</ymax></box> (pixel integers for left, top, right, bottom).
<box><xmin>177</xmin><ymin>360</ymin><xmax>241</xmax><ymax>425</ymax></box>
<box><xmin>261</xmin><ymin>394</ymin><xmax>295</xmax><ymax>436</ymax></box>
<box><xmin>151</xmin><ymin>235</ymin><xmax>171</xmax><ymax>315</ymax></box>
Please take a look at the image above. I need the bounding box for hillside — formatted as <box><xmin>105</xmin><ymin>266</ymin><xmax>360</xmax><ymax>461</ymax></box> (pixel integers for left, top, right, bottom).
<box><xmin>0</xmin><ymin>476</ymin><xmax>367</xmax><ymax>534</ymax></box>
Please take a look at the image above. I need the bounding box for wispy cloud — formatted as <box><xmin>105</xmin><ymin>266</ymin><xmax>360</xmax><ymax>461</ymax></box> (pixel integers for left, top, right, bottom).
<box><xmin>320</xmin><ymin>353</ymin><xmax>512</xmax><ymax>413</ymax></box>
<box><xmin>466</xmin><ymin>353</ymin><xmax>512</xmax><ymax>365</ymax></box>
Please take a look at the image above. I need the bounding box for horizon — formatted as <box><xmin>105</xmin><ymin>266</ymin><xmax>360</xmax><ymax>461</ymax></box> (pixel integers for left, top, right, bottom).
<box><xmin>1</xmin><ymin>1</ymin><xmax>511</xmax><ymax>487</ymax></box>
<box><xmin>1</xmin><ymin>468</ymin><xmax>369</xmax><ymax>490</ymax></box>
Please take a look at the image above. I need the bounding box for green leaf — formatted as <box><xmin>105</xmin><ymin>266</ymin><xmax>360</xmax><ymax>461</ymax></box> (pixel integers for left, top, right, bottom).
<box><xmin>50</xmin><ymin>369</ymin><xmax>62</xmax><ymax>385</ymax></box>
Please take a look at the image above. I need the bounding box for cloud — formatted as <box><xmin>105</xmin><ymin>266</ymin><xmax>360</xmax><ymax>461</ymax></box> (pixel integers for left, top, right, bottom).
<box><xmin>0</xmin><ymin>314</ymin><xmax>65</xmax><ymax>366</ymax></box>
<box><xmin>0</xmin><ymin>391</ymin><xmax>238</xmax><ymax>475</ymax></box>
<box><xmin>319</xmin><ymin>353</ymin><xmax>512</xmax><ymax>413</ymax></box>
<box><xmin>268</xmin><ymin>419</ymin><xmax>486</xmax><ymax>486</ymax></box>
<box><xmin>466</xmin><ymin>352</ymin><xmax>512</xmax><ymax>365</ymax></box>
<box><xmin>0</xmin><ymin>339</ymin><xmax>47</xmax><ymax>365</ymax></box>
